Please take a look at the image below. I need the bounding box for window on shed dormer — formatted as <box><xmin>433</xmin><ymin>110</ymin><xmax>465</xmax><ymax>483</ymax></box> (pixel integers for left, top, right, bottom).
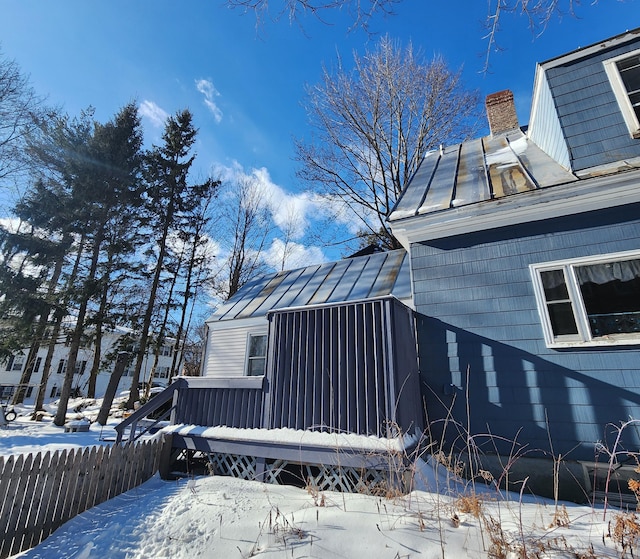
<box><xmin>245</xmin><ymin>333</ymin><xmax>267</xmax><ymax>376</ymax></box>
<box><xmin>604</xmin><ymin>50</ymin><xmax>640</xmax><ymax>139</ymax></box>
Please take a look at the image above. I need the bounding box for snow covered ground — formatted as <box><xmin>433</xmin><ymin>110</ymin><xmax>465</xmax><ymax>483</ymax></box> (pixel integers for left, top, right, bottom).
<box><xmin>1</xmin><ymin>403</ymin><xmax>638</xmax><ymax>558</ymax></box>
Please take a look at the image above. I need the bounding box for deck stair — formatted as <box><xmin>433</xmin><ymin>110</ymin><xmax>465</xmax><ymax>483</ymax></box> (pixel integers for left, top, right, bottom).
<box><xmin>115</xmin><ymin>379</ymin><xmax>184</xmax><ymax>444</ymax></box>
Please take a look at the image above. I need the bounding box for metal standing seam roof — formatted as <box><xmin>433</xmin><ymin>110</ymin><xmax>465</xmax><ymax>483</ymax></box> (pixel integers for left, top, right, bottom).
<box><xmin>388</xmin><ymin>130</ymin><xmax>579</xmax><ymax>222</ymax></box>
<box><xmin>210</xmin><ymin>249</ymin><xmax>411</xmax><ymax>322</ymax></box>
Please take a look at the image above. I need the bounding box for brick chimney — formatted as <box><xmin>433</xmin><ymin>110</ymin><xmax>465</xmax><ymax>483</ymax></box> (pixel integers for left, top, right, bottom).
<box><xmin>485</xmin><ymin>90</ymin><xmax>519</xmax><ymax>136</ymax></box>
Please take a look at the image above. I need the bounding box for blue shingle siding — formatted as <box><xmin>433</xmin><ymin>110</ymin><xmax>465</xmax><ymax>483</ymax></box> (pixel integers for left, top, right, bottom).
<box><xmin>545</xmin><ymin>39</ymin><xmax>640</xmax><ymax>171</ymax></box>
<box><xmin>411</xmin><ymin>204</ymin><xmax>640</xmax><ymax>460</ymax></box>
<box><xmin>561</xmin><ymin>101</ymin><xmax>620</xmax><ymax>127</ymax></box>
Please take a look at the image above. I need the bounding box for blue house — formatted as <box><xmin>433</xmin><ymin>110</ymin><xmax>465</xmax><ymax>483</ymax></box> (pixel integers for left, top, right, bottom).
<box><xmin>122</xmin><ymin>29</ymin><xmax>640</xmax><ymax>499</ymax></box>
<box><xmin>389</xmin><ymin>29</ymin><xmax>640</xmax><ymax>499</ymax></box>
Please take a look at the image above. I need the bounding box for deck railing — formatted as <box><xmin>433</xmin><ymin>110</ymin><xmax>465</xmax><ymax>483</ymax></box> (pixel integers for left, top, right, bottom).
<box><xmin>172</xmin><ymin>376</ymin><xmax>264</xmax><ymax>429</ymax></box>
<box><xmin>114</xmin><ymin>379</ymin><xmax>185</xmax><ymax>443</ymax></box>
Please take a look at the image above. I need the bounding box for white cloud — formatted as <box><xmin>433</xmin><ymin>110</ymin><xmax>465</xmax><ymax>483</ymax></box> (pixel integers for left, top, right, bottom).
<box><xmin>139</xmin><ymin>100</ymin><xmax>169</xmax><ymax>128</ymax></box>
<box><xmin>263</xmin><ymin>238</ymin><xmax>326</xmax><ymax>271</ymax></box>
<box><xmin>312</xmin><ymin>193</ymin><xmax>374</xmax><ymax>236</ymax></box>
<box><xmin>210</xmin><ymin>161</ymin><xmax>331</xmax><ymax>270</ymax></box>
<box><xmin>212</xmin><ymin>162</ymin><xmax>318</xmax><ymax>240</ymax></box>
<box><xmin>250</xmin><ymin>167</ymin><xmax>313</xmax><ymax>239</ymax></box>
<box><xmin>196</xmin><ymin>79</ymin><xmax>223</xmax><ymax>123</ymax></box>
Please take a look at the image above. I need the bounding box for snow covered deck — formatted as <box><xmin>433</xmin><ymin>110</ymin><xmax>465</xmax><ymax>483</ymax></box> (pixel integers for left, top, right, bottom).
<box><xmin>163</xmin><ymin>422</ymin><xmax>420</xmax><ymax>472</ymax></box>
<box><xmin>163</xmin><ymin>370</ymin><xmax>422</xmax><ymax>473</ymax></box>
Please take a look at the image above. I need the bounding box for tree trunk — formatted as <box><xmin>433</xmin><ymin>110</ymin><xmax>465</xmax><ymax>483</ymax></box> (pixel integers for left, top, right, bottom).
<box><xmin>32</xmin><ymin>233</ymin><xmax>85</xmax><ymax>418</ymax></box>
<box><xmin>87</xmin><ymin>322</ymin><xmax>102</xmax><ymax>399</ymax></box>
<box><xmin>54</xmin><ymin>229</ymin><xmax>103</xmax><ymax>426</ymax></box>
<box><xmin>96</xmin><ymin>352</ymin><xmax>130</xmax><ymax>425</ymax></box>
<box><xmin>171</xmin><ymin>237</ymin><xmax>203</xmax><ymax>376</ymax></box>
<box><xmin>12</xmin><ymin>241</ymin><xmax>67</xmax><ymax>405</ymax></box>
<box><xmin>32</xmin><ymin>308</ymin><xmax>64</xmax><ymax>418</ymax></box>
<box><xmin>126</xmin><ymin>209</ymin><xmax>173</xmax><ymax>409</ymax></box>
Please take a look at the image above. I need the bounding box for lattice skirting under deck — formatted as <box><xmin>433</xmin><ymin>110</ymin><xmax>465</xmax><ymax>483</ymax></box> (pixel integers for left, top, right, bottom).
<box><xmin>198</xmin><ymin>451</ymin><xmax>406</xmax><ymax>495</ymax></box>
<box><xmin>207</xmin><ymin>452</ymin><xmax>257</xmax><ymax>481</ymax></box>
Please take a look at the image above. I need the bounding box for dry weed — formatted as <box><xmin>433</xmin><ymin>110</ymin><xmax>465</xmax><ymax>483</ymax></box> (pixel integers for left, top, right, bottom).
<box><xmin>477</xmin><ymin>469</ymin><xmax>495</xmax><ymax>484</ymax></box>
<box><xmin>574</xmin><ymin>543</ymin><xmax>598</xmax><ymax>559</ymax></box>
<box><xmin>268</xmin><ymin>506</ymin><xmax>307</xmax><ymax>541</ymax></box>
<box><xmin>549</xmin><ymin>504</ymin><xmax>570</xmax><ymax>528</ymax></box>
<box><xmin>482</xmin><ymin>509</ymin><xmax>578</xmax><ymax>559</ymax></box>
<box><xmin>455</xmin><ymin>493</ymin><xmax>483</xmax><ymax>518</ymax></box>
<box><xmin>483</xmin><ymin>515</ymin><xmax>509</xmax><ymax>559</ymax></box>
<box><xmin>306</xmin><ymin>480</ymin><xmax>326</xmax><ymax>507</ymax></box>
<box><xmin>629</xmin><ymin>477</ymin><xmax>640</xmax><ymax>504</ymax></box>
<box><xmin>432</xmin><ymin>449</ymin><xmax>465</xmax><ymax>477</ymax></box>
<box><xmin>359</xmin><ymin>478</ymin><xmax>403</xmax><ymax>499</ymax></box>
<box><xmin>608</xmin><ymin>512</ymin><xmax>640</xmax><ymax>556</ymax></box>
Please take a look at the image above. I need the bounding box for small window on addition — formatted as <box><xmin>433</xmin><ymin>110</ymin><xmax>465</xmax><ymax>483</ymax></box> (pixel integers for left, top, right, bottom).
<box><xmin>246</xmin><ymin>333</ymin><xmax>267</xmax><ymax>376</ymax></box>
<box><xmin>531</xmin><ymin>250</ymin><xmax>640</xmax><ymax>347</ymax></box>
<box><xmin>604</xmin><ymin>50</ymin><xmax>640</xmax><ymax>139</ymax></box>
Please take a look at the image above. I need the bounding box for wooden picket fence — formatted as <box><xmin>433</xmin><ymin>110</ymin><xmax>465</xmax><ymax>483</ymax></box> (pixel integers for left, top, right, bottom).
<box><xmin>0</xmin><ymin>438</ymin><xmax>166</xmax><ymax>558</ymax></box>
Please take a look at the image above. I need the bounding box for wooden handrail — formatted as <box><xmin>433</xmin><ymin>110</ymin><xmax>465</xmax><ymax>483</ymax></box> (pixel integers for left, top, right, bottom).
<box><xmin>115</xmin><ymin>378</ymin><xmax>187</xmax><ymax>444</ymax></box>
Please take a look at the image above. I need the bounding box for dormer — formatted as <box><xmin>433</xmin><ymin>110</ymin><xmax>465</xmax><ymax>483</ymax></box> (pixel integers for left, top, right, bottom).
<box><xmin>528</xmin><ymin>28</ymin><xmax>640</xmax><ymax>177</ymax></box>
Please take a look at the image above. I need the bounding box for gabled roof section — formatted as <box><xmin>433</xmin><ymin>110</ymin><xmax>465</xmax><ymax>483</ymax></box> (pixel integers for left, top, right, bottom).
<box><xmin>389</xmin><ymin>129</ymin><xmax>577</xmax><ymax>223</ymax></box>
<box><xmin>210</xmin><ymin>249</ymin><xmax>411</xmax><ymax>322</ymax></box>
<box><xmin>528</xmin><ymin>28</ymin><xmax>640</xmax><ymax>173</ymax></box>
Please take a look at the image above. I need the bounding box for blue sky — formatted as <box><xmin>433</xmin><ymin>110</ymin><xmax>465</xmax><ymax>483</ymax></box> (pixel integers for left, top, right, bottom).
<box><xmin>1</xmin><ymin>0</ymin><xmax>639</xmax><ymax>265</ymax></box>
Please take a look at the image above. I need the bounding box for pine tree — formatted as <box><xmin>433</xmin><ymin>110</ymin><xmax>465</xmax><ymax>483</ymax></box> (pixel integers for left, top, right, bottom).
<box><xmin>126</xmin><ymin>110</ymin><xmax>215</xmax><ymax>407</ymax></box>
<box><xmin>52</xmin><ymin>104</ymin><xmax>144</xmax><ymax>425</ymax></box>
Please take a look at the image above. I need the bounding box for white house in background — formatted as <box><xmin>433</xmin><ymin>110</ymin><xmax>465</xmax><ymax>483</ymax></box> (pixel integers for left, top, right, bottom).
<box><xmin>0</xmin><ymin>325</ymin><xmax>179</xmax><ymax>403</ymax></box>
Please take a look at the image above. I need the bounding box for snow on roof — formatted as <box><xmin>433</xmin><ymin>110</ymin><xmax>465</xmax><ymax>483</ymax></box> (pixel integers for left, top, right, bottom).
<box><xmin>389</xmin><ymin>130</ymin><xmax>578</xmax><ymax>222</ymax></box>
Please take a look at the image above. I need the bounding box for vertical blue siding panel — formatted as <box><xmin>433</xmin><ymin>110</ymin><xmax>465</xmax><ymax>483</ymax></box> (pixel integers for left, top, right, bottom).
<box><xmin>263</xmin><ymin>299</ymin><xmax>421</xmax><ymax>437</ymax></box>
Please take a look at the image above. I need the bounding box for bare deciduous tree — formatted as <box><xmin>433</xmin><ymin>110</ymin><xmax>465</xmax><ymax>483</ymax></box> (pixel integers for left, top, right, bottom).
<box><xmin>213</xmin><ymin>174</ymin><xmax>272</xmax><ymax>300</ymax></box>
<box><xmin>483</xmin><ymin>0</ymin><xmax>583</xmax><ymax>72</ymax></box>
<box><xmin>0</xmin><ymin>49</ymin><xmax>47</xmax><ymax>188</ymax></box>
<box><xmin>225</xmin><ymin>1</ymin><xmax>594</xmax><ymax>74</ymax></box>
<box><xmin>296</xmin><ymin>35</ymin><xmax>481</xmax><ymax>249</ymax></box>
<box><xmin>224</xmin><ymin>0</ymin><xmax>400</xmax><ymax>30</ymax></box>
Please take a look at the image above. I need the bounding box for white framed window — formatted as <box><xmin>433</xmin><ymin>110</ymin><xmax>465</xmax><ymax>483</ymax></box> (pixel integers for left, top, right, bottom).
<box><xmin>160</xmin><ymin>345</ymin><xmax>173</xmax><ymax>357</ymax></box>
<box><xmin>245</xmin><ymin>333</ymin><xmax>267</xmax><ymax>376</ymax></box>
<box><xmin>5</xmin><ymin>354</ymin><xmax>25</xmax><ymax>372</ymax></box>
<box><xmin>74</xmin><ymin>360</ymin><xmax>87</xmax><ymax>375</ymax></box>
<box><xmin>531</xmin><ymin>249</ymin><xmax>640</xmax><ymax>347</ymax></box>
<box><xmin>604</xmin><ymin>49</ymin><xmax>640</xmax><ymax>139</ymax></box>
<box><xmin>155</xmin><ymin>366</ymin><xmax>170</xmax><ymax>379</ymax></box>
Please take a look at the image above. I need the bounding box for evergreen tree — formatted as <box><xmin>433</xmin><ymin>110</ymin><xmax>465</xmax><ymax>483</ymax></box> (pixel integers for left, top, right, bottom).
<box><xmin>126</xmin><ymin>110</ymin><xmax>215</xmax><ymax>407</ymax></box>
<box><xmin>51</xmin><ymin>104</ymin><xmax>144</xmax><ymax>425</ymax></box>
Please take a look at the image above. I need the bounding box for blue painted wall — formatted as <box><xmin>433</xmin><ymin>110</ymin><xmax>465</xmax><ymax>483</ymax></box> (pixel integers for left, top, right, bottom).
<box><xmin>411</xmin><ymin>204</ymin><xmax>640</xmax><ymax>461</ymax></box>
<box><xmin>546</xmin><ymin>37</ymin><xmax>640</xmax><ymax>171</ymax></box>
